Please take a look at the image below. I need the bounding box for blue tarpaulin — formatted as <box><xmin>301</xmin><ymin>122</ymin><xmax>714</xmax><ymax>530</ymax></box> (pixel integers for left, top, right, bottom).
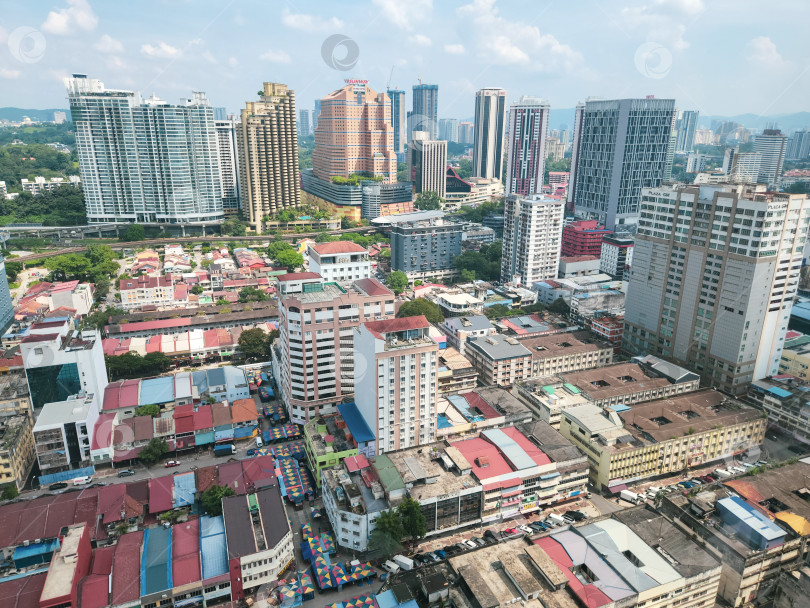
<box><xmin>38</xmin><ymin>465</ymin><xmax>95</xmax><ymax>487</ymax></box>
<box><xmin>174</xmin><ymin>472</ymin><xmax>196</xmax><ymax>508</ymax></box>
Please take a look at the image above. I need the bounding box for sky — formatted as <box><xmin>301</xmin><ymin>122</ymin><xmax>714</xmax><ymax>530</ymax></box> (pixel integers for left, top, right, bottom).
<box><xmin>0</xmin><ymin>0</ymin><xmax>808</xmax><ymax>126</ymax></box>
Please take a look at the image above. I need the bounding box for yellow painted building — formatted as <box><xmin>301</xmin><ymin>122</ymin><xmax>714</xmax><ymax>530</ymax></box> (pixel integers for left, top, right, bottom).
<box><xmin>559</xmin><ymin>389</ymin><xmax>766</xmax><ymax>490</ymax></box>
<box><xmin>0</xmin><ymin>377</ymin><xmax>36</xmax><ymax>490</ymax></box>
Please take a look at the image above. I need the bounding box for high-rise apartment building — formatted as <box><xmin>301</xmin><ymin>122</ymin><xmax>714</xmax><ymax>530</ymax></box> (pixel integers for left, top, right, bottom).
<box><xmin>754</xmin><ymin>129</ymin><xmax>788</xmax><ymax>184</ymax></box>
<box><xmin>214</xmin><ymin>115</ymin><xmax>241</xmax><ymax>215</ymax></box>
<box><xmin>472</xmin><ymin>88</ymin><xmax>507</xmax><ymax>181</ymax></box>
<box><xmin>600</xmin><ymin>235</ymin><xmax>634</xmax><ymax>278</ymax></box>
<box><xmin>501</xmin><ymin>194</ymin><xmax>565</xmax><ymax>286</ymax></box>
<box><xmin>390</xmin><ymin>215</ymin><xmax>464</xmax><ymax>281</ymax></box>
<box><xmin>505</xmin><ymin>96</ymin><xmax>549</xmax><ymax>197</ymax></box>
<box><xmin>458</xmin><ymin>122</ymin><xmax>474</xmax><ymax>145</ymax></box>
<box><xmin>299</xmin><ymin>109</ymin><xmax>311</xmax><ymax>136</ymax></box>
<box><xmin>408</xmin><ymin>132</ymin><xmax>447</xmax><ymax>198</ymax></box>
<box><xmin>0</xmin><ymin>254</ymin><xmax>14</xmax><ymax>331</ymax></box>
<box><xmin>567</xmin><ymin>102</ymin><xmax>586</xmax><ymax>212</ymax></box>
<box><xmin>411</xmin><ymin>84</ymin><xmax>439</xmax><ymax>140</ymax></box>
<box><xmin>787</xmin><ymin>129</ymin><xmax>810</xmax><ymax>160</ymax></box>
<box><xmin>438</xmin><ymin>118</ymin><xmax>458</xmax><ymax>142</ymax></box>
<box><xmin>66</xmin><ymin>74</ymin><xmax>223</xmax><ymax>224</ymax></box>
<box><xmin>354</xmin><ymin>316</ymin><xmax>438</xmax><ymax>453</ymax></box>
<box><xmin>387</xmin><ymin>89</ymin><xmax>406</xmax><ymax>155</ymax></box>
<box><xmin>313</xmin><ymin>83</ymin><xmax>396</xmax><ymax>184</ymax></box>
<box><xmin>570</xmin><ymin>97</ymin><xmax>676</xmax><ymax>229</ymax></box>
<box><xmin>675</xmin><ymin>110</ymin><xmax>699</xmax><ymax>152</ymax></box>
<box><xmin>274</xmin><ymin>274</ymin><xmax>395</xmax><ymax>424</ymax></box>
<box><xmin>624</xmin><ymin>184</ymin><xmax>810</xmax><ymax>395</ymax></box>
<box><xmin>238</xmin><ymin>82</ymin><xmax>300</xmax><ymax>232</ymax></box>
<box><xmin>731</xmin><ymin>152</ymin><xmax>762</xmax><ymax>183</ymax></box>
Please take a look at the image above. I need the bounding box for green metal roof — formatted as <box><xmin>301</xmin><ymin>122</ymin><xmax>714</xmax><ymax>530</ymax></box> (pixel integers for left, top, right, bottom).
<box><xmin>563</xmin><ymin>383</ymin><xmax>581</xmax><ymax>394</ymax></box>
<box><xmin>372</xmin><ymin>454</ymin><xmax>405</xmax><ymax>492</ymax></box>
<box><xmin>542</xmin><ymin>385</ymin><xmax>555</xmax><ymax>395</ymax></box>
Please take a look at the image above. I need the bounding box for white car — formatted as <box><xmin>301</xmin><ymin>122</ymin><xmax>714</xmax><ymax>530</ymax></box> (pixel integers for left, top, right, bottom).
<box><xmin>518</xmin><ymin>525</ymin><xmax>534</xmax><ymax>535</ymax></box>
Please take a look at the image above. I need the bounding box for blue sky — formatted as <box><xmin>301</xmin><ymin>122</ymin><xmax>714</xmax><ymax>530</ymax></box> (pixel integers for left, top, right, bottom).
<box><xmin>0</xmin><ymin>0</ymin><xmax>808</xmax><ymax>125</ymax></box>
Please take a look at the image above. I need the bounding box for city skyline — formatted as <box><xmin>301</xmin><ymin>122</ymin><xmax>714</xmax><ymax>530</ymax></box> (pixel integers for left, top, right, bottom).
<box><xmin>0</xmin><ymin>0</ymin><xmax>808</xmax><ymax>121</ymax></box>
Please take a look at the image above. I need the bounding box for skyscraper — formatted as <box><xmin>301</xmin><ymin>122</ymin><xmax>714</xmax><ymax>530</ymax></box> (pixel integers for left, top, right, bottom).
<box><xmin>215</xmin><ymin>115</ymin><xmax>241</xmax><ymax>215</ymax></box>
<box><xmin>313</xmin><ymin>99</ymin><xmax>321</xmax><ymax>131</ymax></box>
<box><xmin>472</xmin><ymin>87</ymin><xmax>507</xmax><ymax>180</ymax></box>
<box><xmin>408</xmin><ymin>132</ymin><xmax>447</xmax><ymax>198</ymax></box>
<box><xmin>567</xmin><ymin>102</ymin><xmax>585</xmax><ymax>213</ymax></box>
<box><xmin>354</xmin><ymin>316</ymin><xmax>438</xmax><ymax>453</ymax></box>
<box><xmin>787</xmin><ymin>129</ymin><xmax>810</xmax><ymax>160</ymax></box>
<box><xmin>754</xmin><ymin>129</ymin><xmax>788</xmax><ymax>184</ymax></box>
<box><xmin>438</xmin><ymin>118</ymin><xmax>458</xmax><ymax>142</ymax></box>
<box><xmin>411</xmin><ymin>83</ymin><xmax>439</xmax><ymax>140</ymax></box>
<box><xmin>299</xmin><ymin>109</ymin><xmax>311</xmax><ymax>136</ymax></box>
<box><xmin>675</xmin><ymin>110</ymin><xmax>699</xmax><ymax>153</ymax></box>
<box><xmin>238</xmin><ymin>82</ymin><xmax>300</xmax><ymax>232</ymax></box>
<box><xmin>624</xmin><ymin>184</ymin><xmax>810</xmax><ymax>395</ymax></box>
<box><xmin>66</xmin><ymin>74</ymin><xmax>223</xmax><ymax>224</ymax></box>
<box><xmin>457</xmin><ymin>122</ymin><xmax>474</xmax><ymax>145</ymax></box>
<box><xmin>501</xmin><ymin>194</ymin><xmax>565</xmax><ymax>286</ymax></box>
<box><xmin>313</xmin><ymin>83</ymin><xmax>396</xmax><ymax>183</ymax></box>
<box><xmin>0</xmin><ymin>254</ymin><xmax>13</xmax><ymax>331</ymax></box>
<box><xmin>505</xmin><ymin>96</ymin><xmax>549</xmax><ymax>197</ymax></box>
<box><xmin>387</xmin><ymin>89</ymin><xmax>406</xmax><ymax>155</ymax></box>
<box><xmin>570</xmin><ymin>97</ymin><xmax>676</xmax><ymax>229</ymax></box>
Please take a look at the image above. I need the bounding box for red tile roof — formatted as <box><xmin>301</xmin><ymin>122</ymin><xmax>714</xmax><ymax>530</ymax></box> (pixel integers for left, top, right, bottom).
<box><xmin>311</xmin><ymin>241</ymin><xmax>368</xmax><ymax>255</ymax></box>
<box><xmin>0</xmin><ymin>571</ymin><xmax>47</xmax><ymax>608</ymax></box>
<box><xmin>231</xmin><ymin>398</ymin><xmax>259</xmax><ymax>424</ymax></box>
<box><xmin>276</xmin><ymin>271</ymin><xmax>321</xmax><ymax>282</ymax></box>
<box><xmin>193</xmin><ymin>405</ymin><xmax>213</xmax><ymax>430</ymax></box>
<box><xmin>148</xmin><ymin>476</ymin><xmax>174</xmax><ymax>514</ymax></box>
<box><xmin>353</xmin><ymin>277</ymin><xmax>392</xmax><ymax>297</ymax></box>
<box><xmin>172</xmin><ymin>520</ymin><xmax>201</xmax><ymax>587</ymax></box>
<box><xmin>364</xmin><ymin>315</ymin><xmax>428</xmax><ymax>339</ymax></box>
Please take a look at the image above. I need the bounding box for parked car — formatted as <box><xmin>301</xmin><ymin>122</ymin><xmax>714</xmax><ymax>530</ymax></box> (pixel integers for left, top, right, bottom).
<box><xmin>164</xmin><ymin>460</ymin><xmax>181</xmax><ymax>468</ymax></box>
<box><xmin>518</xmin><ymin>525</ymin><xmax>534</xmax><ymax>535</ymax></box>
<box><xmin>463</xmin><ymin>539</ymin><xmax>477</xmax><ymax>549</ymax></box>
<box><xmin>505</xmin><ymin>527</ymin><xmax>518</xmax><ymax>534</ymax></box>
<box><xmin>49</xmin><ymin>482</ymin><xmax>68</xmax><ymax>491</ymax></box>
<box><xmin>433</xmin><ymin>550</ymin><xmax>447</xmax><ymax>560</ymax></box>
<box><xmin>246</xmin><ymin>448</ymin><xmax>257</xmax><ymax>457</ymax></box>
<box><xmin>413</xmin><ymin>554</ymin><xmax>430</xmax><ymax>565</ymax></box>
<box><xmin>117</xmin><ymin>469</ymin><xmax>135</xmax><ymax>478</ymax></box>
<box><xmin>483</xmin><ymin>529</ymin><xmax>499</xmax><ymax>542</ymax></box>
<box><xmin>472</xmin><ymin>537</ymin><xmax>487</xmax><ymax>547</ymax></box>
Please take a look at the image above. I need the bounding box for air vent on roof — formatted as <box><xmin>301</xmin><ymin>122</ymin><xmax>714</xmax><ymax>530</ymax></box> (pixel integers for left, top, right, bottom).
<box><xmin>505</xmin><ymin>337</ymin><xmax>519</xmax><ymax>345</ymax></box>
<box><xmin>476</xmin><ymin>456</ymin><xmax>489</xmax><ymax>467</ymax></box>
<box><xmin>486</xmin><ymin>337</ymin><xmax>498</xmax><ymax>345</ymax></box>
<box><xmin>461</xmin><ymin>318</ymin><xmax>472</xmax><ymax>327</ymax></box>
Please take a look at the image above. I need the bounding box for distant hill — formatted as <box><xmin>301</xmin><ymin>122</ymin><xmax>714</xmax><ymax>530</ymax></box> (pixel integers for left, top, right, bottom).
<box><xmin>699</xmin><ymin>112</ymin><xmax>810</xmax><ymax>133</ymax></box>
<box><xmin>0</xmin><ymin>108</ymin><xmax>71</xmax><ymax>123</ymax></box>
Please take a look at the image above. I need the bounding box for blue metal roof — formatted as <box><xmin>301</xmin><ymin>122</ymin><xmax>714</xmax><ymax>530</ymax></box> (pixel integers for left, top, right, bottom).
<box><xmin>38</xmin><ymin>465</ymin><xmax>95</xmax><ymax>486</ymax></box>
<box><xmin>792</xmin><ymin>301</ymin><xmax>810</xmax><ymax>321</ymax></box>
<box><xmin>141</xmin><ymin>526</ymin><xmax>172</xmax><ymax>596</ymax></box>
<box><xmin>338</xmin><ymin>402</ymin><xmax>375</xmax><ymax>443</ymax></box>
<box><xmin>174</xmin><ymin>472</ymin><xmax>196</xmax><ymax>508</ymax></box>
<box><xmin>140</xmin><ymin>376</ymin><xmax>175</xmax><ymax>405</ymax></box>
<box><xmin>437</xmin><ymin>414</ymin><xmax>453</xmax><ymax>429</ymax></box>
<box><xmin>446</xmin><ymin>394</ymin><xmax>485</xmax><ymax>423</ymax></box>
<box><xmin>199</xmin><ymin>515</ymin><xmax>228</xmax><ymax>580</ymax></box>
<box><xmin>610</xmin><ymin>404</ymin><xmax>631</xmax><ymax>413</ymax></box>
<box><xmin>207</xmin><ymin>367</ymin><xmax>226</xmax><ymax>387</ymax></box>
<box><xmin>13</xmin><ymin>539</ymin><xmax>60</xmax><ymax>560</ymax></box>
<box><xmin>481</xmin><ymin>428</ymin><xmax>535</xmax><ymax>471</ymax></box>
<box><xmin>767</xmin><ymin>386</ymin><xmax>793</xmax><ymax>399</ymax></box>
<box><xmin>718</xmin><ymin>496</ymin><xmax>786</xmax><ymax>541</ymax></box>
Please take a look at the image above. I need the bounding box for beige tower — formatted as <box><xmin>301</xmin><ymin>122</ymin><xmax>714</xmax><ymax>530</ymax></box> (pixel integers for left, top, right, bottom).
<box><xmin>239</xmin><ymin>82</ymin><xmax>300</xmax><ymax>233</ymax></box>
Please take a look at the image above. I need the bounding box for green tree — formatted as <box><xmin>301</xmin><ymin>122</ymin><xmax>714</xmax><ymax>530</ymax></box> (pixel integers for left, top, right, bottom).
<box><xmin>387</xmin><ymin>270</ymin><xmax>408</xmax><ymax>295</ymax></box>
<box><xmin>44</xmin><ymin>253</ymin><xmax>91</xmax><ymax>281</ymax></box>
<box><xmin>190</xmin><ymin>285</ymin><xmax>204</xmax><ymax>296</ymax></box>
<box><xmin>134</xmin><ymin>404</ymin><xmax>160</xmax><ymax>418</ymax></box>
<box><xmin>4</xmin><ymin>261</ymin><xmax>22</xmax><ymax>283</ymax></box>
<box><xmin>398</xmin><ymin>497</ymin><xmax>426</xmax><ymax>545</ymax></box>
<box><xmin>275</xmin><ymin>249</ymin><xmax>304</xmax><ymax>272</ymax></box>
<box><xmin>81</xmin><ymin>307</ymin><xmax>125</xmax><ymax>331</ymax></box>
<box><xmin>374</xmin><ymin>509</ymin><xmax>404</xmax><ymax>543</ymax></box>
<box><xmin>459</xmin><ymin>268</ymin><xmax>475</xmax><ymax>282</ymax></box>
<box><xmin>121</xmin><ymin>224</ymin><xmax>145</xmax><ymax>242</ymax></box>
<box><xmin>238</xmin><ymin>286</ymin><xmax>268</xmax><ymax>303</ymax></box>
<box><xmin>456</xmin><ymin>158</ymin><xmax>473</xmax><ymax>179</ymax></box>
<box><xmin>548</xmin><ymin>297</ymin><xmax>570</xmax><ymax>315</ymax></box>
<box><xmin>139</xmin><ymin>438</ymin><xmax>169</xmax><ymax>465</ymax></box>
<box><xmin>414</xmin><ymin>191</ymin><xmax>443</xmax><ymax>210</ymax></box>
<box><xmin>238</xmin><ymin>328</ymin><xmax>271</xmax><ymax>361</ymax></box>
<box><xmin>222</xmin><ymin>218</ymin><xmax>247</xmax><ymax>236</ymax></box>
<box><xmin>484</xmin><ymin>304</ymin><xmax>514</xmax><ymax>319</ymax></box>
<box><xmin>396</xmin><ymin>298</ymin><xmax>444</xmax><ymax>324</ymax></box>
<box><xmin>0</xmin><ymin>484</ymin><xmax>19</xmax><ymax>501</ymax></box>
<box><xmin>215</xmin><ymin>298</ymin><xmax>229</xmax><ymax>306</ymax></box>
<box><xmin>368</xmin><ymin>528</ymin><xmax>402</xmax><ymax>560</ymax></box>
<box><xmin>200</xmin><ymin>484</ymin><xmax>236</xmax><ymax>516</ymax></box>
<box><xmin>315</xmin><ymin>231</ymin><xmax>338</xmax><ymax>243</ymax></box>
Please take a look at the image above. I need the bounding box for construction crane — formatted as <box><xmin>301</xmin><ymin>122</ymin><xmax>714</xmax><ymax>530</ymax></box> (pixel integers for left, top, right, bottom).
<box><xmin>386</xmin><ymin>66</ymin><xmax>395</xmax><ymax>90</ymax></box>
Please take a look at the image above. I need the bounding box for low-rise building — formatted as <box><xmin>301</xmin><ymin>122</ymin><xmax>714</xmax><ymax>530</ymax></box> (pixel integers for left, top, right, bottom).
<box><xmin>519</xmin><ymin>331</ymin><xmax>614</xmax><ymax>378</ymax></box>
<box><xmin>307</xmin><ymin>241</ymin><xmax>371</xmax><ymax>283</ymax></box>
<box><xmin>661</xmin><ymin>462</ymin><xmax>810</xmax><ymax>607</ymax></box>
<box><xmin>20</xmin><ymin>175</ymin><xmax>81</xmax><ymax>195</ymax></box>
<box><xmin>223</xmin><ymin>483</ymin><xmax>294</xmax><ymax>601</ymax></box>
<box><xmin>560</xmin><ymin>389</ymin><xmax>767</xmax><ymax>490</ymax></box>
<box><xmin>33</xmin><ymin>393</ymin><xmax>99</xmax><ymax>473</ymax></box>
<box><xmin>436</xmin><ymin>386</ymin><xmax>532</xmax><ymax>438</ymax></box>
<box><xmin>778</xmin><ymin>331</ymin><xmax>810</xmax><ymax>380</ymax></box>
<box><xmin>439</xmin><ymin>314</ymin><xmax>494</xmax><ymax>356</ymax></box>
<box><xmin>303</xmin><ymin>412</ymin><xmax>360</xmax><ymax>487</ymax></box>
<box><xmin>589</xmin><ymin>315</ymin><xmax>624</xmax><ymax>350</ymax></box>
<box><xmin>436</xmin><ymin>347</ymin><xmax>479</xmax><ymax>394</ymax></box>
<box><xmin>38</xmin><ymin>522</ymin><xmax>92</xmax><ymax>608</ymax></box>
<box><xmin>0</xmin><ymin>377</ymin><xmax>35</xmax><ymax>490</ymax></box>
<box><xmin>119</xmin><ymin>275</ymin><xmax>174</xmax><ymax>310</ymax></box>
<box><xmin>600</xmin><ymin>234</ymin><xmax>634</xmax><ymax>278</ymax></box>
<box><xmin>435</xmin><ymin>292</ymin><xmax>483</xmax><ymax>316</ymax></box>
<box><xmin>747</xmin><ymin>375</ymin><xmax>810</xmax><ymax>442</ymax></box>
<box><xmin>557</xmin><ymin>255</ymin><xmax>601</xmax><ymax>278</ymax></box>
<box><xmin>465</xmin><ymin>334</ymin><xmax>532</xmax><ymax>386</ymax></box>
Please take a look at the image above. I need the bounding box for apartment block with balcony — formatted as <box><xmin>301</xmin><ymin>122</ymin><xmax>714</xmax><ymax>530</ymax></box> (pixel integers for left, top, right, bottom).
<box><xmin>0</xmin><ymin>377</ymin><xmax>35</xmax><ymax>490</ymax></box>
<box><xmin>306</xmin><ymin>241</ymin><xmax>371</xmax><ymax>283</ymax></box>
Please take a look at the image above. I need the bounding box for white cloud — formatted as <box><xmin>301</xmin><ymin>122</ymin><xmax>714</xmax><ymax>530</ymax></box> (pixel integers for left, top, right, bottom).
<box><xmin>656</xmin><ymin>0</ymin><xmax>704</xmax><ymax>14</ymax></box>
<box><xmin>42</xmin><ymin>0</ymin><xmax>98</xmax><ymax>35</ymax></box>
<box><xmin>0</xmin><ymin>25</ymin><xmax>8</xmax><ymax>44</ymax></box>
<box><xmin>106</xmin><ymin>56</ymin><xmax>126</xmax><ymax>70</ymax></box>
<box><xmin>260</xmin><ymin>49</ymin><xmax>291</xmax><ymax>64</ymax></box>
<box><xmin>747</xmin><ymin>36</ymin><xmax>788</xmax><ymax>70</ymax></box>
<box><xmin>0</xmin><ymin>68</ymin><xmax>20</xmax><ymax>79</ymax></box>
<box><xmin>281</xmin><ymin>8</ymin><xmax>343</xmax><ymax>31</ymax></box>
<box><xmin>228</xmin><ymin>57</ymin><xmax>239</xmax><ymax>68</ymax></box>
<box><xmin>444</xmin><ymin>43</ymin><xmax>465</xmax><ymax>55</ymax></box>
<box><xmin>457</xmin><ymin>0</ymin><xmax>582</xmax><ymax>70</ymax></box>
<box><xmin>620</xmin><ymin>1</ymin><xmax>700</xmax><ymax>51</ymax></box>
<box><xmin>141</xmin><ymin>41</ymin><xmax>181</xmax><ymax>58</ymax></box>
<box><xmin>409</xmin><ymin>34</ymin><xmax>432</xmax><ymax>46</ymax></box>
<box><xmin>94</xmin><ymin>34</ymin><xmax>123</xmax><ymax>53</ymax></box>
<box><xmin>373</xmin><ymin>0</ymin><xmax>432</xmax><ymax>30</ymax></box>
<box><xmin>202</xmin><ymin>51</ymin><xmax>218</xmax><ymax>65</ymax></box>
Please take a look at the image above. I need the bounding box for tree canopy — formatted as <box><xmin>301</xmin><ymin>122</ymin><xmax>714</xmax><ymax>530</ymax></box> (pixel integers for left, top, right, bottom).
<box><xmin>139</xmin><ymin>438</ymin><xmax>169</xmax><ymax>465</ymax></box>
<box><xmin>238</xmin><ymin>328</ymin><xmax>273</xmax><ymax>361</ymax></box>
<box><xmin>396</xmin><ymin>298</ymin><xmax>444</xmax><ymax>324</ymax></box>
<box><xmin>200</xmin><ymin>484</ymin><xmax>235</xmax><ymax>516</ymax></box>
<box><xmin>222</xmin><ymin>218</ymin><xmax>247</xmax><ymax>236</ymax></box>
<box><xmin>0</xmin><ymin>185</ymin><xmax>87</xmax><ymax>226</ymax></box>
<box><xmin>105</xmin><ymin>352</ymin><xmax>172</xmax><ymax>380</ymax></box>
<box><xmin>120</xmin><ymin>224</ymin><xmax>146</xmax><ymax>242</ymax></box>
<box><xmin>387</xmin><ymin>270</ymin><xmax>408</xmax><ymax>295</ymax></box>
<box><xmin>134</xmin><ymin>404</ymin><xmax>160</xmax><ymax>418</ymax></box>
<box><xmin>238</xmin><ymin>286</ymin><xmax>268</xmax><ymax>303</ymax></box>
<box><xmin>548</xmin><ymin>297</ymin><xmax>570</xmax><ymax>315</ymax></box>
<box><xmin>414</xmin><ymin>191</ymin><xmax>443</xmax><ymax>211</ymax></box>
<box><xmin>453</xmin><ymin>241</ymin><xmax>502</xmax><ymax>282</ymax></box>
<box><xmin>398</xmin><ymin>497</ymin><xmax>426</xmax><ymax>544</ymax></box>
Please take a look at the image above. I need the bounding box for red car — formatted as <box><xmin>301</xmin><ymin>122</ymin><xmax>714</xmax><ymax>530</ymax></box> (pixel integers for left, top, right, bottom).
<box><xmin>504</xmin><ymin>528</ymin><xmax>518</xmax><ymax>534</ymax></box>
<box><xmin>164</xmin><ymin>460</ymin><xmax>181</xmax><ymax>468</ymax></box>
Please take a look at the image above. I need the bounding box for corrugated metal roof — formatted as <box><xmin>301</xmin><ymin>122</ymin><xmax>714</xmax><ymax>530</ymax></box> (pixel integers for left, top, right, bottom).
<box><xmin>141</xmin><ymin>526</ymin><xmax>172</xmax><ymax>596</ymax></box>
<box><xmin>718</xmin><ymin>496</ymin><xmax>786</xmax><ymax>541</ymax></box>
<box><xmin>481</xmin><ymin>428</ymin><xmax>536</xmax><ymax>471</ymax></box>
<box><xmin>173</xmin><ymin>472</ymin><xmax>196</xmax><ymax>508</ymax></box>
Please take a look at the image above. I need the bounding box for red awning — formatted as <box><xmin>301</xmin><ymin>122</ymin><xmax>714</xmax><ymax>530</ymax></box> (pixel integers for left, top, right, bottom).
<box><xmin>609</xmin><ymin>484</ymin><xmax>627</xmax><ymax>494</ymax></box>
